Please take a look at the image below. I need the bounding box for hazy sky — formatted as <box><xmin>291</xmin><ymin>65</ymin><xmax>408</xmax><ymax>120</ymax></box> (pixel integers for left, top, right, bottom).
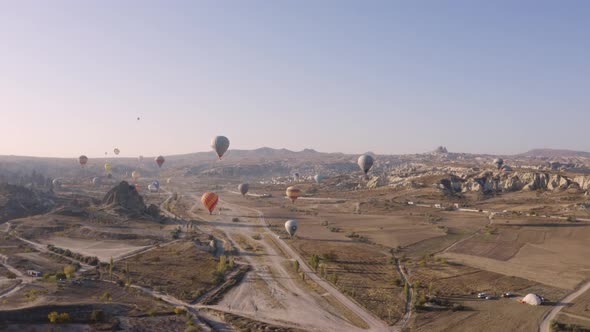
<box><xmin>2</xmin><ymin>1</ymin><xmax>590</xmax><ymax>158</ymax></box>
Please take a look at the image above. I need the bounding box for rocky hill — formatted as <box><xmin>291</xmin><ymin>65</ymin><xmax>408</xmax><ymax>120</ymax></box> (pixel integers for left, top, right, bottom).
<box><xmin>0</xmin><ymin>184</ymin><xmax>56</xmax><ymax>222</ymax></box>
<box><xmin>102</xmin><ymin>181</ymin><xmax>159</xmax><ymax>217</ymax></box>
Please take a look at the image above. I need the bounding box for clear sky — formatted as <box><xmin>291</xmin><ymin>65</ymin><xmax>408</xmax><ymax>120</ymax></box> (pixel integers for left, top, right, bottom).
<box><xmin>2</xmin><ymin>1</ymin><xmax>589</xmax><ymax>158</ymax></box>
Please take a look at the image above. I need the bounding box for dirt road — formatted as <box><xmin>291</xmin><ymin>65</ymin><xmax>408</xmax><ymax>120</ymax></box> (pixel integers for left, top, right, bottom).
<box><xmin>539</xmin><ymin>280</ymin><xmax>590</xmax><ymax>332</ymax></box>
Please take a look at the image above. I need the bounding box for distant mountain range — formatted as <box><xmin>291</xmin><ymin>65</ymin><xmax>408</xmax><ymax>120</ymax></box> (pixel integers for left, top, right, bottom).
<box><xmin>516</xmin><ymin>148</ymin><xmax>590</xmax><ymax>158</ymax></box>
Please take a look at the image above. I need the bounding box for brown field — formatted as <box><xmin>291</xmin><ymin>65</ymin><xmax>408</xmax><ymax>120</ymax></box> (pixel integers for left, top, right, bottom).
<box><xmin>444</xmin><ymin>219</ymin><xmax>590</xmax><ymax>289</ymax></box>
<box><xmin>115</xmin><ymin>241</ymin><xmax>221</xmax><ymax>302</ymax></box>
<box><xmin>563</xmin><ymin>287</ymin><xmax>590</xmax><ymax>320</ymax></box>
<box><xmin>260</xmin><ymin>204</ymin><xmax>406</xmax><ymax>325</ymax></box>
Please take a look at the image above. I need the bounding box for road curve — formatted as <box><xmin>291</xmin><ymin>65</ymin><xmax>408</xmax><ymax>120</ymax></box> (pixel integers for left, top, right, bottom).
<box><xmin>539</xmin><ymin>280</ymin><xmax>590</xmax><ymax>332</ymax></box>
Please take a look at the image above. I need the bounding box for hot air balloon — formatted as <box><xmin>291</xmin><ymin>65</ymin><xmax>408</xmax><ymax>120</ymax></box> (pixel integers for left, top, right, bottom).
<box><xmin>211</xmin><ymin>136</ymin><xmax>230</xmax><ymax>159</ymax></box>
<box><xmin>155</xmin><ymin>155</ymin><xmax>165</xmax><ymax>168</ymax></box>
<box><xmin>52</xmin><ymin>179</ymin><xmax>62</xmax><ymax>189</ymax></box>
<box><xmin>137</xmin><ymin>117</ymin><xmax>140</xmax><ymax>121</ymax></box>
<box><xmin>294</xmin><ymin>172</ymin><xmax>300</xmax><ymax>182</ymax></box>
<box><xmin>107</xmin><ymin>173</ymin><xmax>112</xmax><ymax>179</ymax></box>
<box><xmin>152</xmin><ymin>180</ymin><xmax>160</xmax><ymax>189</ymax></box>
<box><xmin>201</xmin><ymin>192</ymin><xmax>219</xmax><ymax>215</ymax></box>
<box><xmin>148</xmin><ymin>184</ymin><xmax>158</xmax><ymax>192</ymax></box>
<box><xmin>92</xmin><ymin>177</ymin><xmax>101</xmax><ymax>186</ymax></box>
<box><xmin>114</xmin><ymin>148</ymin><xmax>120</xmax><ymax>156</ymax></box>
<box><xmin>238</xmin><ymin>183</ymin><xmax>249</xmax><ymax>196</ymax></box>
<box><xmin>166</xmin><ymin>178</ymin><xmax>172</xmax><ymax>184</ymax></box>
<box><xmin>104</xmin><ymin>163</ymin><xmax>112</xmax><ymax>174</ymax></box>
<box><xmin>314</xmin><ymin>174</ymin><xmax>325</xmax><ymax>184</ymax></box>
<box><xmin>78</xmin><ymin>155</ymin><xmax>88</xmax><ymax>167</ymax></box>
<box><xmin>493</xmin><ymin>158</ymin><xmax>504</xmax><ymax>170</ymax></box>
<box><xmin>358</xmin><ymin>154</ymin><xmax>374</xmax><ymax>175</ymax></box>
<box><xmin>285</xmin><ymin>219</ymin><xmax>298</xmax><ymax>237</ymax></box>
<box><xmin>132</xmin><ymin>170</ymin><xmax>140</xmax><ymax>181</ymax></box>
<box><xmin>286</xmin><ymin>186</ymin><xmax>301</xmax><ymax>203</ymax></box>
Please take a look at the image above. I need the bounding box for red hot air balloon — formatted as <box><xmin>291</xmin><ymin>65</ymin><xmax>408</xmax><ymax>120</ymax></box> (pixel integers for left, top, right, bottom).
<box><xmin>201</xmin><ymin>192</ymin><xmax>219</xmax><ymax>215</ymax></box>
<box><xmin>155</xmin><ymin>155</ymin><xmax>165</xmax><ymax>168</ymax></box>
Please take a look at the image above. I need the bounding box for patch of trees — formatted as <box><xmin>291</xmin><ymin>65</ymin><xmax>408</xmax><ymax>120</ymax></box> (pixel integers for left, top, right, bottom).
<box><xmin>551</xmin><ymin>321</ymin><xmax>590</xmax><ymax>332</ymax></box>
<box><xmin>47</xmin><ymin>244</ymin><xmax>100</xmax><ymax>265</ymax></box>
<box><xmin>48</xmin><ymin>311</ymin><xmax>70</xmax><ymax>324</ymax></box>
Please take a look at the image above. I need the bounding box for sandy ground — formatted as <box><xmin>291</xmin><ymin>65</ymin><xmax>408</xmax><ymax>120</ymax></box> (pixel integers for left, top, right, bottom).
<box><xmin>39</xmin><ymin>237</ymin><xmax>149</xmax><ymax>262</ymax></box>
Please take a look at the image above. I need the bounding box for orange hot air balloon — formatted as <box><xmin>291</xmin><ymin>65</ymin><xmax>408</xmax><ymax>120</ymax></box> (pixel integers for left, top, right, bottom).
<box><xmin>201</xmin><ymin>192</ymin><xmax>219</xmax><ymax>215</ymax></box>
<box><xmin>286</xmin><ymin>186</ymin><xmax>301</xmax><ymax>203</ymax></box>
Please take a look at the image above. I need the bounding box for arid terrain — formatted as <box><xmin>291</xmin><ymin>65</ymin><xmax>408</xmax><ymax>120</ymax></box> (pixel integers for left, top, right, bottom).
<box><xmin>2</xmin><ymin>148</ymin><xmax>590</xmax><ymax>331</ymax></box>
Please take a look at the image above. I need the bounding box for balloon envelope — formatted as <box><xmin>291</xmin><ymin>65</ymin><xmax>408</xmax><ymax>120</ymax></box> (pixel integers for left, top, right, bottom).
<box><xmin>238</xmin><ymin>183</ymin><xmax>249</xmax><ymax>196</ymax></box>
<box><xmin>155</xmin><ymin>155</ymin><xmax>165</xmax><ymax>168</ymax></box>
<box><xmin>211</xmin><ymin>136</ymin><xmax>230</xmax><ymax>159</ymax></box>
<box><xmin>148</xmin><ymin>184</ymin><xmax>158</xmax><ymax>192</ymax></box>
<box><xmin>285</xmin><ymin>219</ymin><xmax>299</xmax><ymax>237</ymax></box>
<box><xmin>114</xmin><ymin>148</ymin><xmax>120</xmax><ymax>155</ymax></box>
<box><xmin>201</xmin><ymin>192</ymin><xmax>219</xmax><ymax>214</ymax></box>
<box><xmin>357</xmin><ymin>154</ymin><xmax>374</xmax><ymax>175</ymax></box>
<box><xmin>104</xmin><ymin>163</ymin><xmax>112</xmax><ymax>173</ymax></box>
<box><xmin>286</xmin><ymin>186</ymin><xmax>301</xmax><ymax>203</ymax></box>
<box><xmin>78</xmin><ymin>155</ymin><xmax>88</xmax><ymax>166</ymax></box>
<box><xmin>152</xmin><ymin>180</ymin><xmax>160</xmax><ymax>189</ymax></box>
<box><xmin>52</xmin><ymin>179</ymin><xmax>62</xmax><ymax>188</ymax></box>
<box><xmin>132</xmin><ymin>170</ymin><xmax>140</xmax><ymax>180</ymax></box>
<box><xmin>314</xmin><ymin>174</ymin><xmax>325</xmax><ymax>184</ymax></box>
<box><xmin>92</xmin><ymin>177</ymin><xmax>101</xmax><ymax>186</ymax></box>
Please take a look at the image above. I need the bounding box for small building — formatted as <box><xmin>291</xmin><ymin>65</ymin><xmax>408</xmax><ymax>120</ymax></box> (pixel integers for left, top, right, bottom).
<box><xmin>27</xmin><ymin>270</ymin><xmax>42</xmax><ymax>277</ymax></box>
<box><xmin>434</xmin><ymin>204</ymin><xmax>442</xmax><ymax>209</ymax></box>
<box><xmin>407</xmin><ymin>201</ymin><xmax>414</xmax><ymax>205</ymax></box>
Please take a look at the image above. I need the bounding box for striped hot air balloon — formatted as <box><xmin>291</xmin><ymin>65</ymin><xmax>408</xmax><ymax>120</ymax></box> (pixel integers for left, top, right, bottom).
<box><xmin>286</xmin><ymin>186</ymin><xmax>301</xmax><ymax>203</ymax></box>
<box><xmin>201</xmin><ymin>192</ymin><xmax>219</xmax><ymax>215</ymax></box>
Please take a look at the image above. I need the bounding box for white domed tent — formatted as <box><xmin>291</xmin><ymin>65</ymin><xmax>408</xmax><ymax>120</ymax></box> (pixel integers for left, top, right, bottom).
<box><xmin>522</xmin><ymin>293</ymin><xmax>542</xmax><ymax>305</ymax></box>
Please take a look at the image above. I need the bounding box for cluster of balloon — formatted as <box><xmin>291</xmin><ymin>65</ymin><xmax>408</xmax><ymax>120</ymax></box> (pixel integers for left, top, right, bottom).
<box><xmin>155</xmin><ymin>155</ymin><xmax>165</xmax><ymax>168</ymax></box>
<box><xmin>201</xmin><ymin>192</ymin><xmax>219</xmax><ymax>215</ymax></box>
<box><xmin>493</xmin><ymin>158</ymin><xmax>504</xmax><ymax>170</ymax></box>
<box><xmin>238</xmin><ymin>183</ymin><xmax>249</xmax><ymax>196</ymax></box>
<box><xmin>314</xmin><ymin>174</ymin><xmax>325</xmax><ymax>184</ymax></box>
<box><xmin>285</xmin><ymin>219</ymin><xmax>298</xmax><ymax>238</ymax></box>
<box><xmin>211</xmin><ymin>136</ymin><xmax>230</xmax><ymax>159</ymax></box>
<box><xmin>286</xmin><ymin>186</ymin><xmax>301</xmax><ymax>203</ymax></box>
<box><xmin>358</xmin><ymin>154</ymin><xmax>374</xmax><ymax>179</ymax></box>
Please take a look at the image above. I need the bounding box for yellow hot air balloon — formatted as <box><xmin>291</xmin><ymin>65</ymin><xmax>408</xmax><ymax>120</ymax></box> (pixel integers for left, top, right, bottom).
<box><xmin>286</xmin><ymin>186</ymin><xmax>301</xmax><ymax>203</ymax></box>
<box><xmin>104</xmin><ymin>163</ymin><xmax>112</xmax><ymax>174</ymax></box>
